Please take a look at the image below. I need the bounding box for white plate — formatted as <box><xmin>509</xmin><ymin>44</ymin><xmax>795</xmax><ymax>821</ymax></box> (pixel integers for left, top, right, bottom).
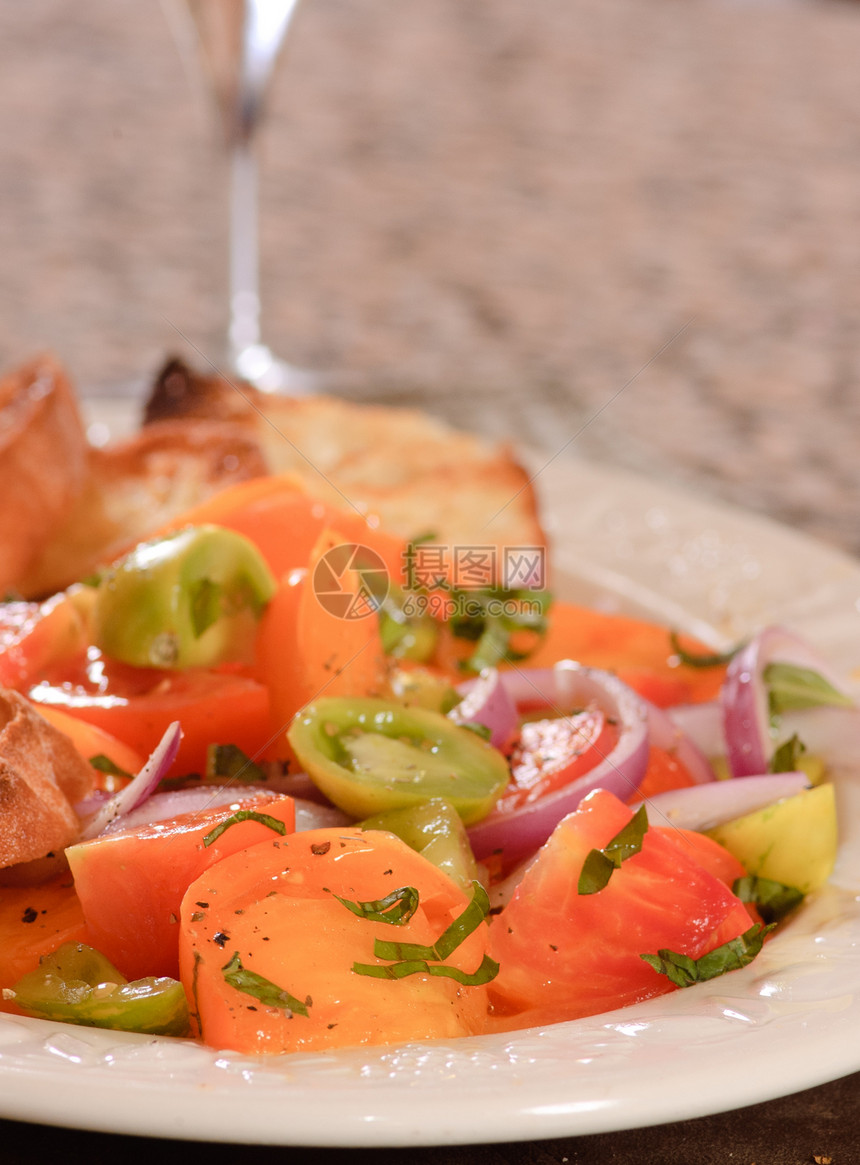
<box><xmin>2</xmin><ymin>454</ymin><xmax>860</xmax><ymax>1147</ymax></box>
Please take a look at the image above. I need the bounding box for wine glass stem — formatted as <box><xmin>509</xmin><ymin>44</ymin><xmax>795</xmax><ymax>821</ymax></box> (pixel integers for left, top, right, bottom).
<box><xmin>229</xmin><ymin>134</ymin><xmax>262</xmax><ymax>361</ymax></box>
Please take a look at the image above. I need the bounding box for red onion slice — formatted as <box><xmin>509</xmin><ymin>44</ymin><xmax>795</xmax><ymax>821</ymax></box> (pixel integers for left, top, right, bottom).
<box><xmin>492</xmin><ymin>666</ymin><xmax>569</xmax><ymax>709</ymax></box>
<box><xmin>100</xmin><ymin>783</ymin><xmax>276</xmax><ymax>834</ymax></box>
<box><xmin>467</xmin><ymin>664</ymin><xmax>650</xmax><ymax>866</ymax></box>
<box><xmin>667</xmin><ymin>701</ymin><xmax>726</xmax><ymax>759</ymax></box>
<box><xmin>645</xmin><ymin>701</ymin><xmax>717</xmax><ymax>786</ymax></box>
<box><xmin>293</xmin><ymin>798</ymin><xmax>353</xmax><ymax>831</ymax></box>
<box><xmin>722</xmin><ymin>626</ymin><xmax>855</xmax><ymax>778</ymax></box>
<box><xmin>79</xmin><ymin>721</ymin><xmax>182</xmax><ymax>839</ymax></box>
<box><xmin>94</xmin><ymin>785</ymin><xmax>350</xmax><ymax>837</ymax></box>
<box><xmin>632</xmin><ymin>770</ymin><xmax>810</xmax><ymax>833</ymax></box>
<box><xmin>450</xmin><ymin>668</ymin><xmax>518</xmax><ymax>748</ymax></box>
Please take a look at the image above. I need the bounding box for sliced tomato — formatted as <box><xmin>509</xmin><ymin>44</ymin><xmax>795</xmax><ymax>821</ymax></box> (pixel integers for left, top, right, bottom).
<box><xmin>153</xmin><ymin>474</ymin><xmax>408</xmax><ymax>587</ymax></box>
<box><xmin>633</xmin><ymin>744</ymin><xmax>698</xmax><ymax>802</ymax></box>
<box><xmin>497</xmin><ymin>709</ymin><xmax>618</xmax><ymax>813</ymax></box>
<box><xmin>67</xmin><ymin>793</ymin><xmax>297</xmax><ymax>980</ymax></box>
<box><xmin>254</xmin><ymin>530</ymin><xmax>389</xmax><ymax>761</ymax></box>
<box><xmin>34</xmin><ymin>706</ymin><xmax>144</xmax><ymax>790</ymax></box>
<box><xmin>27</xmin><ymin>649</ymin><xmax>271</xmax><ymax>776</ymax></box>
<box><xmin>179</xmin><ymin>827</ymin><xmax>491</xmax><ymax>1054</ymax></box>
<box><xmin>523</xmin><ymin>601</ymin><xmax>727</xmax><ymax>706</ymax></box>
<box><xmin>487</xmin><ymin>788</ymin><xmax>754</xmax><ymax>1029</ymax></box>
<box><xmin>0</xmin><ymin>592</ymin><xmax>91</xmax><ymax>691</ymax></box>
<box><xmin>659</xmin><ymin>827</ymin><xmax>749</xmax><ymax>891</ymax></box>
<box><xmin>0</xmin><ymin>877</ymin><xmax>90</xmax><ymax>1002</ymax></box>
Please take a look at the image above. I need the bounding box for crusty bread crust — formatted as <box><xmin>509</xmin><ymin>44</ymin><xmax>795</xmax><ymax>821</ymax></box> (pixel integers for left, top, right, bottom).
<box><xmin>11</xmin><ymin>355</ymin><xmax>546</xmax><ymax>596</ymax></box>
<box><xmin>0</xmin><ymin>691</ymin><xmax>94</xmax><ymax>869</ymax></box>
<box><xmin>0</xmin><ymin>355</ymin><xmax>88</xmax><ymax>595</ymax></box>
<box><xmin>145</xmin><ymin>358</ymin><xmax>547</xmax><ymax>565</ymax></box>
<box><xmin>19</xmin><ymin>419</ymin><xmax>269</xmax><ymax>598</ymax></box>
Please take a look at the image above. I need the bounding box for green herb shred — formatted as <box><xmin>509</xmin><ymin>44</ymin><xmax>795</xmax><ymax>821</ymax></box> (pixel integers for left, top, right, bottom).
<box><xmin>206</xmin><ymin>743</ymin><xmax>269</xmax><ymax>784</ymax></box>
<box><xmin>351</xmin><ymin>881</ymin><xmax>499</xmax><ymax>986</ymax></box>
<box><xmin>731</xmin><ymin>875</ymin><xmax>804</xmax><ymax>924</ymax></box>
<box><xmin>669</xmin><ymin>632</ymin><xmax>744</xmax><ymax>669</ymax></box>
<box><xmin>221</xmin><ymin>952</ymin><xmax>310</xmax><ymax>1016</ymax></box>
<box><xmin>203</xmin><ymin>810</ymin><xmax>288</xmax><ymax>848</ymax></box>
<box><xmin>640</xmin><ymin>922</ymin><xmax>774</xmax><ymax>988</ymax></box>
<box><xmin>768</xmin><ymin>732</ymin><xmax>807</xmax><ymax>774</ymax></box>
<box><xmin>334</xmin><ymin>886</ymin><xmax>420</xmax><ymax>926</ymax></box>
<box><xmin>578</xmin><ymin>805</ymin><xmax>649</xmax><ymax>895</ymax></box>
<box><xmin>764</xmin><ymin>662</ymin><xmax>854</xmax><ymax>715</ymax></box>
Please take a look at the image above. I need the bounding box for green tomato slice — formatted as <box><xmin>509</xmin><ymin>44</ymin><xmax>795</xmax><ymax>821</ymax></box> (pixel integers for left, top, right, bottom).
<box><xmin>360</xmin><ymin>797</ymin><xmax>482</xmax><ymax>891</ymax></box>
<box><xmin>91</xmin><ymin>524</ymin><xmax>277</xmax><ymax>669</ymax></box>
<box><xmin>5</xmin><ymin>942</ymin><xmax>190</xmax><ymax>1037</ymax></box>
<box><xmin>287</xmin><ymin>697</ymin><xmax>510</xmax><ymax>824</ymax></box>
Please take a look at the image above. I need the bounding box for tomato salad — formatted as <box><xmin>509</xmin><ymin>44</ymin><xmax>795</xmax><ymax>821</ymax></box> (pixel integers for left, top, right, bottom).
<box><xmin>0</xmin><ymin>475</ymin><xmax>853</xmax><ymax>1055</ymax></box>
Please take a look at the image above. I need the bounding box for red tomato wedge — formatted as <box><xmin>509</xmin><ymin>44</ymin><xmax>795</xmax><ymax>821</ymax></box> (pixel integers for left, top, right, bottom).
<box><xmin>0</xmin><ymin>877</ymin><xmax>90</xmax><ymax>1003</ymax></box>
<box><xmin>524</xmin><ymin>601</ymin><xmax>727</xmax><ymax>706</ymax></box>
<box><xmin>66</xmin><ymin>794</ymin><xmax>296</xmax><ymax>981</ymax></box>
<box><xmin>497</xmin><ymin>709</ymin><xmax>618</xmax><ymax>813</ymax></box>
<box><xmin>253</xmin><ymin>530</ymin><xmax>389</xmax><ymax>758</ymax></box>
<box><xmin>487</xmin><ymin>789</ymin><xmax>754</xmax><ymax>1029</ymax></box>
<box><xmin>34</xmin><ymin>705</ymin><xmax>144</xmax><ymax>790</ymax></box>
<box><xmin>153</xmin><ymin>474</ymin><xmax>408</xmax><ymax>586</ymax></box>
<box><xmin>28</xmin><ymin>654</ymin><xmax>272</xmax><ymax>776</ymax></box>
<box><xmin>661</xmin><ymin>827</ymin><xmax>750</xmax><ymax>892</ymax></box>
<box><xmin>0</xmin><ymin>592</ymin><xmax>91</xmax><ymax>691</ymax></box>
<box><xmin>633</xmin><ymin>744</ymin><xmax>699</xmax><ymax>802</ymax></box>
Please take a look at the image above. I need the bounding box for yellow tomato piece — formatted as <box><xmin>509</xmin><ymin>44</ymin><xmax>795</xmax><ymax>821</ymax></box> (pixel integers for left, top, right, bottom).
<box><xmin>706</xmin><ymin>784</ymin><xmax>837</xmax><ymax>895</ymax></box>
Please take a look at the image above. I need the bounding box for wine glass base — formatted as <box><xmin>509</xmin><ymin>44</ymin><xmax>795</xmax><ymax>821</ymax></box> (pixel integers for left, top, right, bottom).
<box><xmin>232</xmin><ymin>342</ymin><xmax>316</xmax><ymax>395</ymax></box>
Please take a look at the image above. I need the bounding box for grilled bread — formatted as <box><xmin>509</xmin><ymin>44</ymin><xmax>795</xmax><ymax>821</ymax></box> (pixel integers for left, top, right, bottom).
<box><xmin>0</xmin><ymin>356</ymin><xmax>89</xmax><ymax>597</ymax></box>
<box><xmin>144</xmin><ymin>358</ymin><xmax>547</xmax><ymax>568</ymax></box>
<box><xmin>11</xmin><ymin>355</ymin><xmax>546</xmax><ymax>597</ymax></box>
<box><xmin>0</xmin><ymin>689</ymin><xmax>94</xmax><ymax>870</ymax></box>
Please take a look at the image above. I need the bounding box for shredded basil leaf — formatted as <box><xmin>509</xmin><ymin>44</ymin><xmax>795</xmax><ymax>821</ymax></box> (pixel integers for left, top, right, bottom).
<box><xmin>189</xmin><ymin>576</ymin><xmax>223</xmax><ymax>638</ymax></box>
<box><xmin>372</xmin><ymin>881</ymin><xmax>491</xmax><ymax>963</ymax></box>
<box><xmin>454</xmin><ymin>588</ymin><xmax>552</xmax><ymax>672</ymax></box>
<box><xmin>769</xmin><ymin>732</ymin><xmax>807</xmax><ymax>774</ymax></box>
<box><xmin>464</xmin><ymin>616</ymin><xmax>511</xmax><ymax>671</ymax></box>
<box><xmin>377</xmin><ymin>586</ymin><xmax>439</xmax><ymax>663</ymax></box>
<box><xmin>334</xmin><ymin>886</ymin><xmax>420</xmax><ymax>926</ymax></box>
<box><xmin>765</xmin><ymin>662</ymin><xmax>854</xmax><ymax>715</ymax></box>
<box><xmin>350</xmin><ymin>881</ymin><xmax>497</xmax><ymax>986</ymax></box>
<box><xmin>88</xmin><ymin>754</ymin><xmax>132</xmax><ymax>779</ymax></box>
<box><xmin>669</xmin><ymin>632</ymin><xmax>744</xmax><ymax>669</ymax></box>
<box><xmin>352</xmin><ymin>953</ymin><xmax>500</xmax><ymax>986</ymax></box>
<box><xmin>640</xmin><ymin>922</ymin><xmax>773</xmax><ymax>987</ymax></box>
<box><xmin>206</xmin><ymin>743</ymin><xmax>268</xmax><ymax>784</ymax></box>
<box><xmin>578</xmin><ymin>805</ymin><xmax>649</xmax><ymax>895</ymax></box>
<box><xmin>732</xmin><ymin>875</ymin><xmax>804</xmax><ymax>924</ymax></box>
<box><xmin>221</xmin><ymin>951</ymin><xmax>309</xmax><ymax>1016</ymax></box>
<box><xmin>458</xmin><ymin>721</ymin><xmax>493</xmax><ymax>742</ymax></box>
<box><xmin>202</xmin><ymin>810</ymin><xmax>288</xmax><ymax>847</ymax></box>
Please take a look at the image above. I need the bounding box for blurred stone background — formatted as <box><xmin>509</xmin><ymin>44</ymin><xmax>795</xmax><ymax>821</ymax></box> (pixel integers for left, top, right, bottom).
<box><xmin>0</xmin><ymin>0</ymin><xmax>859</xmax><ymax>552</ymax></box>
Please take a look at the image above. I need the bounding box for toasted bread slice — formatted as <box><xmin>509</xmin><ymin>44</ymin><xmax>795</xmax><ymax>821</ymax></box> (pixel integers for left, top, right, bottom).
<box><xmin>145</xmin><ymin>358</ymin><xmax>546</xmax><ymax>565</ymax></box>
<box><xmin>13</xmin><ymin>355</ymin><xmax>545</xmax><ymax>596</ymax></box>
<box><xmin>0</xmin><ymin>356</ymin><xmax>89</xmax><ymax>596</ymax></box>
<box><xmin>0</xmin><ymin>690</ymin><xmax>94</xmax><ymax>870</ymax></box>
<box><xmin>19</xmin><ymin>419</ymin><xmax>269</xmax><ymax>598</ymax></box>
